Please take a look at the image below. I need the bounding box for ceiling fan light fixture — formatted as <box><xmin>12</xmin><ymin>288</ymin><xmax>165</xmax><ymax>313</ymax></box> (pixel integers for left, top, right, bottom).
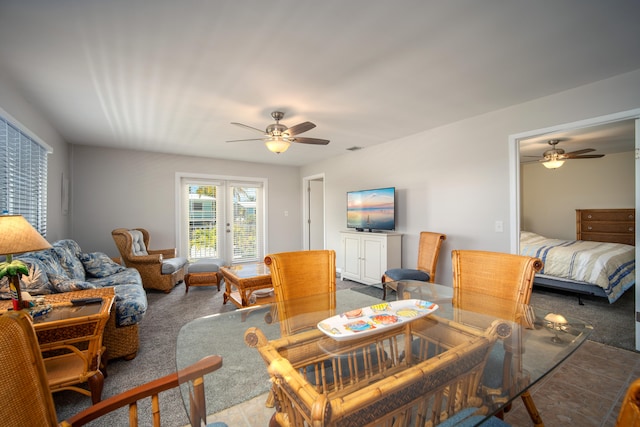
<box><xmin>265</xmin><ymin>137</ymin><xmax>290</xmax><ymax>154</ymax></box>
<box><xmin>543</xmin><ymin>159</ymin><xmax>565</xmax><ymax>169</ymax></box>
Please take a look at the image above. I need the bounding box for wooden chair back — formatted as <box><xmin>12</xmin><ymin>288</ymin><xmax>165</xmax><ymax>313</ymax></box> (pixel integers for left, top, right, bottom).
<box><xmin>264</xmin><ymin>250</ymin><xmax>336</xmax><ymax>336</ymax></box>
<box><xmin>0</xmin><ymin>311</ymin><xmax>60</xmax><ymax>426</ymax></box>
<box><xmin>451</xmin><ymin>249</ymin><xmax>543</xmax><ymax>425</ymax></box>
<box><xmin>451</xmin><ymin>250</ymin><xmax>542</xmax><ymax>324</ymax></box>
<box><xmin>416</xmin><ymin>231</ymin><xmax>447</xmax><ymax>281</ymax></box>
<box><xmin>617</xmin><ymin>378</ymin><xmax>640</xmax><ymax>426</ymax></box>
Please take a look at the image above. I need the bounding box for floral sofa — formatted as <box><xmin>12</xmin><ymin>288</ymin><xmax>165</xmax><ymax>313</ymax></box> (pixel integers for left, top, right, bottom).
<box><xmin>0</xmin><ymin>239</ymin><xmax>147</xmax><ymax>361</ymax></box>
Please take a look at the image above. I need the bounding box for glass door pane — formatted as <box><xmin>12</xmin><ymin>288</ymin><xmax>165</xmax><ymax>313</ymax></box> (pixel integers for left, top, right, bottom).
<box><xmin>187</xmin><ymin>184</ymin><xmax>222</xmax><ymax>259</ymax></box>
<box><xmin>181</xmin><ymin>177</ymin><xmax>264</xmax><ymax>265</ymax></box>
<box><xmin>229</xmin><ymin>185</ymin><xmax>261</xmax><ymax>263</ymax></box>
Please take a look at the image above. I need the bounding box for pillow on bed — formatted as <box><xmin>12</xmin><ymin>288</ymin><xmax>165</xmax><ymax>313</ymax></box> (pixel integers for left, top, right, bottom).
<box><xmin>520</xmin><ymin>231</ymin><xmax>547</xmax><ymax>245</ymax></box>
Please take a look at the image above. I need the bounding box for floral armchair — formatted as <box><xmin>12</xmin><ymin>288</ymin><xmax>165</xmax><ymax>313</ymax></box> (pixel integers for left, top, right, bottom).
<box><xmin>111</xmin><ymin>228</ymin><xmax>187</xmax><ymax>293</ymax></box>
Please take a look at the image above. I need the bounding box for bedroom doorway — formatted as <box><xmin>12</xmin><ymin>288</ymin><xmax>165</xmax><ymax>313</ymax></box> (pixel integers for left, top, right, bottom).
<box><xmin>509</xmin><ymin>108</ymin><xmax>640</xmax><ymax>352</ymax></box>
<box><xmin>303</xmin><ymin>174</ymin><xmax>325</xmax><ymax>250</ymax></box>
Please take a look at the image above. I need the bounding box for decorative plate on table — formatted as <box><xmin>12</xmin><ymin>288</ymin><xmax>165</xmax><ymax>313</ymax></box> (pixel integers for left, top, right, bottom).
<box><xmin>253</xmin><ymin>288</ymin><xmax>274</xmax><ymax>298</ymax></box>
<box><xmin>317</xmin><ymin>299</ymin><xmax>439</xmax><ymax>341</ymax></box>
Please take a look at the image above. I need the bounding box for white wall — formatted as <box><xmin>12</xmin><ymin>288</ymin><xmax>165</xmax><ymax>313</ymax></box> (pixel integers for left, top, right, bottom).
<box><xmin>301</xmin><ymin>69</ymin><xmax>640</xmax><ymax>286</ymax></box>
<box><xmin>70</xmin><ymin>145</ymin><xmax>302</xmax><ymax>258</ymax></box>
<box><xmin>0</xmin><ymin>70</ymin><xmax>70</xmax><ymax>242</ymax></box>
<box><xmin>521</xmin><ymin>151</ymin><xmax>635</xmax><ymax>240</ymax></box>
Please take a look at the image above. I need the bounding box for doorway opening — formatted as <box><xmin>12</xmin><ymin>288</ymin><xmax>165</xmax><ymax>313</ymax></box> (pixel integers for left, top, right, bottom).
<box><xmin>303</xmin><ymin>174</ymin><xmax>325</xmax><ymax>250</ymax></box>
<box><xmin>509</xmin><ymin>108</ymin><xmax>640</xmax><ymax>351</ymax></box>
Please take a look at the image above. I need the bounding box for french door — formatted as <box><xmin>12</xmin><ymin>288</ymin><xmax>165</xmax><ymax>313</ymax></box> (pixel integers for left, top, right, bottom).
<box><xmin>179</xmin><ymin>176</ymin><xmax>265</xmax><ymax>265</ymax></box>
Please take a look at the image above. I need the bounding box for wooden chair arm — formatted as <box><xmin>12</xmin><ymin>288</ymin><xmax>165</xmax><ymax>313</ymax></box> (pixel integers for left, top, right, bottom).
<box><xmin>127</xmin><ymin>254</ymin><xmax>163</xmax><ymax>264</ymax></box>
<box><xmin>148</xmin><ymin>248</ymin><xmax>177</xmax><ymax>258</ymax></box>
<box><xmin>60</xmin><ymin>355</ymin><xmax>223</xmax><ymax>427</ymax></box>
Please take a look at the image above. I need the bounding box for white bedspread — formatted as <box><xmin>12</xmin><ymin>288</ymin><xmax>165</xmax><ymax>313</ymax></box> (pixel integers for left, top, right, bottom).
<box><xmin>520</xmin><ymin>231</ymin><xmax>635</xmax><ymax>303</ymax></box>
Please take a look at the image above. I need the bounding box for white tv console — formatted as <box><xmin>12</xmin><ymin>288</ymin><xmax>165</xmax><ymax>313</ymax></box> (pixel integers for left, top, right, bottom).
<box><xmin>340</xmin><ymin>230</ymin><xmax>402</xmax><ymax>285</ymax></box>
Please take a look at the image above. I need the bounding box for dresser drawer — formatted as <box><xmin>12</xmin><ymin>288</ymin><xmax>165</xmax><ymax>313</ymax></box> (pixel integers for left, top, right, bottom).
<box><xmin>580</xmin><ymin>233</ymin><xmax>635</xmax><ymax>246</ymax></box>
<box><xmin>581</xmin><ymin>222</ymin><xmax>634</xmax><ymax>234</ymax></box>
<box><xmin>578</xmin><ymin>209</ymin><xmax>635</xmax><ymax>222</ymax></box>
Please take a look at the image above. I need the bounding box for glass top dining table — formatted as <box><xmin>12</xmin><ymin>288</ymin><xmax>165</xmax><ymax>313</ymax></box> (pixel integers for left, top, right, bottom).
<box><xmin>176</xmin><ymin>281</ymin><xmax>592</xmax><ymax>426</ymax></box>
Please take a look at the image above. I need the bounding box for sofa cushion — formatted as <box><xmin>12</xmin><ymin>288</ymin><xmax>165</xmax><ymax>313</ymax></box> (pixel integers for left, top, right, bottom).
<box><xmin>162</xmin><ymin>256</ymin><xmax>188</xmax><ymax>274</ymax></box>
<box><xmin>80</xmin><ymin>252</ymin><xmax>126</xmax><ymax>278</ymax></box>
<box><xmin>128</xmin><ymin>230</ymin><xmax>148</xmax><ymax>256</ymax></box>
<box><xmin>53</xmin><ymin>240</ymin><xmax>86</xmax><ymax>280</ymax></box>
<box><xmin>47</xmin><ymin>273</ymin><xmax>97</xmax><ymax>293</ymax></box>
<box><xmin>87</xmin><ymin>267</ymin><xmax>142</xmax><ymax>288</ymax></box>
<box><xmin>112</xmin><ymin>283</ymin><xmax>148</xmax><ymax>326</ymax></box>
<box><xmin>188</xmin><ymin>258</ymin><xmax>224</xmax><ymax>273</ymax></box>
<box><xmin>86</xmin><ymin>267</ymin><xmax>146</xmax><ymax>326</ymax></box>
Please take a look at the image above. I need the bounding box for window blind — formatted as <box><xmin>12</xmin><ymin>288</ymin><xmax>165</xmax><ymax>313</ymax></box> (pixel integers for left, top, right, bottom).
<box><xmin>0</xmin><ymin>117</ymin><xmax>49</xmax><ymax>236</ymax></box>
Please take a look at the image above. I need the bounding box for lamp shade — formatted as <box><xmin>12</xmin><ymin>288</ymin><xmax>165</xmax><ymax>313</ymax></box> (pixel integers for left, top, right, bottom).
<box><xmin>542</xmin><ymin>159</ymin><xmax>565</xmax><ymax>169</ymax></box>
<box><xmin>265</xmin><ymin>137</ymin><xmax>290</xmax><ymax>154</ymax></box>
<box><xmin>0</xmin><ymin>215</ymin><xmax>51</xmax><ymax>256</ymax></box>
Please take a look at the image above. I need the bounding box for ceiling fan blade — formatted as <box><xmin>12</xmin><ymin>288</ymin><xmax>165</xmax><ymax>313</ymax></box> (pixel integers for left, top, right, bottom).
<box><xmin>286</xmin><ymin>121</ymin><xmax>316</xmax><ymax>136</ymax></box>
<box><xmin>231</xmin><ymin>122</ymin><xmax>266</xmax><ymax>134</ymax></box>
<box><xmin>292</xmin><ymin>136</ymin><xmax>330</xmax><ymax>145</ymax></box>
<box><xmin>226</xmin><ymin>138</ymin><xmax>266</xmax><ymax>143</ymax></box>
<box><xmin>564</xmin><ymin>148</ymin><xmax>595</xmax><ymax>156</ymax></box>
<box><xmin>568</xmin><ymin>154</ymin><xmax>605</xmax><ymax>159</ymax></box>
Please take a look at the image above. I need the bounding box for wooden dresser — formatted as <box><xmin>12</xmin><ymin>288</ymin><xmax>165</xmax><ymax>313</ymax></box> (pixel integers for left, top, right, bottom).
<box><xmin>576</xmin><ymin>208</ymin><xmax>635</xmax><ymax>245</ymax></box>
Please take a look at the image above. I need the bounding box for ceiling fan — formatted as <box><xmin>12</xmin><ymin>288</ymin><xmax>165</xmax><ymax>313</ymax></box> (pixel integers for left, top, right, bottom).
<box><xmin>539</xmin><ymin>139</ymin><xmax>604</xmax><ymax>169</ymax></box>
<box><xmin>227</xmin><ymin>111</ymin><xmax>330</xmax><ymax>154</ymax></box>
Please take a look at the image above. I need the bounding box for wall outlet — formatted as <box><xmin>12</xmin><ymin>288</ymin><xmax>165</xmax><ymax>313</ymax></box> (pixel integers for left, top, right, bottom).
<box><xmin>494</xmin><ymin>220</ymin><xmax>504</xmax><ymax>232</ymax></box>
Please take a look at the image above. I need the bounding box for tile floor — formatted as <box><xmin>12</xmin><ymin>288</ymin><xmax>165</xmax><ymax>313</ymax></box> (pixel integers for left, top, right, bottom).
<box><xmin>204</xmin><ymin>340</ymin><xmax>639</xmax><ymax>426</ymax></box>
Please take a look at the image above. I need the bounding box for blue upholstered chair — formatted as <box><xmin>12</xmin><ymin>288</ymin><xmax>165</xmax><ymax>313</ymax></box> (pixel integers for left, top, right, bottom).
<box><xmin>382</xmin><ymin>231</ymin><xmax>446</xmax><ymax>299</ymax></box>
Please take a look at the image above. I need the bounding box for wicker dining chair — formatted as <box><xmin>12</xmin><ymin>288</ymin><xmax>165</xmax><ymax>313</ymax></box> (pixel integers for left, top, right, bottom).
<box><xmin>451</xmin><ymin>249</ymin><xmax>543</xmax><ymax>427</ymax></box>
<box><xmin>264</xmin><ymin>249</ymin><xmax>336</xmax><ymax>336</ymax></box>
<box><xmin>0</xmin><ymin>311</ymin><xmax>226</xmax><ymax>427</ymax></box>
<box><xmin>617</xmin><ymin>377</ymin><xmax>640</xmax><ymax>426</ymax></box>
<box><xmin>382</xmin><ymin>231</ymin><xmax>446</xmax><ymax>299</ymax></box>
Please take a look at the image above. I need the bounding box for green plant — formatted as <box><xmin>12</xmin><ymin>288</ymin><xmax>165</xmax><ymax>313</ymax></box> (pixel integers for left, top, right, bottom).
<box><xmin>0</xmin><ymin>255</ymin><xmax>29</xmax><ymax>309</ymax></box>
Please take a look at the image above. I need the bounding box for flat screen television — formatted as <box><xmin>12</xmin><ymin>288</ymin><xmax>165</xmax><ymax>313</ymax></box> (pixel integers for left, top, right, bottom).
<box><xmin>347</xmin><ymin>187</ymin><xmax>395</xmax><ymax>231</ymax></box>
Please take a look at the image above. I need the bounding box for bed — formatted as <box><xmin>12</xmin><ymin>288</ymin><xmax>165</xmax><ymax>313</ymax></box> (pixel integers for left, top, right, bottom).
<box><xmin>519</xmin><ymin>209</ymin><xmax>635</xmax><ymax>304</ymax></box>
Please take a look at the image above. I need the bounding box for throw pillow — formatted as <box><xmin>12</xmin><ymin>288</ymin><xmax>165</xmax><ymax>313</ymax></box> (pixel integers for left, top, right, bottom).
<box><xmin>48</xmin><ymin>273</ymin><xmax>96</xmax><ymax>293</ymax></box>
<box><xmin>80</xmin><ymin>252</ymin><xmax>126</xmax><ymax>278</ymax></box>
<box><xmin>0</xmin><ymin>258</ymin><xmax>54</xmax><ymax>298</ymax></box>
<box><xmin>53</xmin><ymin>246</ymin><xmax>86</xmax><ymax>281</ymax></box>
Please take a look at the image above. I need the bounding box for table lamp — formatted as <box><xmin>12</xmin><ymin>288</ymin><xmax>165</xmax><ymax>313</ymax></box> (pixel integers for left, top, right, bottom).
<box><xmin>544</xmin><ymin>312</ymin><xmax>568</xmax><ymax>343</ymax></box>
<box><xmin>0</xmin><ymin>215</ymin><xmax>52</xmax><ymax>310</ymax></box>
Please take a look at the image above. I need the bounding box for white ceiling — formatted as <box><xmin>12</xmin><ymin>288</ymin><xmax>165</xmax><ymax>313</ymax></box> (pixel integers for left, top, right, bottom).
<box><xmin>0</xmin><ymin>1</ymin><xmax>639</xmax><ymax>166</ymax></box>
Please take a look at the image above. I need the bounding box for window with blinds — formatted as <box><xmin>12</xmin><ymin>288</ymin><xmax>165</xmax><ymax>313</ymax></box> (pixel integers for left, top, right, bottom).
<box><xmin>0</xmin><ymin>117</ymin><xmax>50</xmax><ymax>235</ymax></box>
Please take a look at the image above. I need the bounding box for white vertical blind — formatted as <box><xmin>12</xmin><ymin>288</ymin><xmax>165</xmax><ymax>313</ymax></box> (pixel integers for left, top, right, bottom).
<box><xmin>0</xmin><ymin>117</ymin><xmax>49</xmax><ymax>236</ymax></box>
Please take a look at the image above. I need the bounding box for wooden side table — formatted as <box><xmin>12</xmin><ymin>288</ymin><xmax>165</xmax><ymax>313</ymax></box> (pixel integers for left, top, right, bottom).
<box><xmin>220</xmin><ymin>263</ymin><xmax>274</xmax><ymax>309</ymax></box>
<box><xmin>0</xmin><ymin>287</ymin><xmax>114</xmax><ymax>403</ymax></box>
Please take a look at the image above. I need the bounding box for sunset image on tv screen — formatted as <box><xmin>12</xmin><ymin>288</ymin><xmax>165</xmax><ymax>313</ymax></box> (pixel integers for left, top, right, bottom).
<box><xmin>347</xmin><ymin>187</ymin><xmax>395</xmax><ymax>230</ymax></box>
